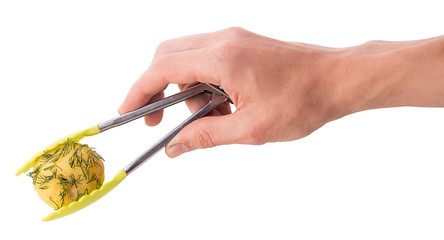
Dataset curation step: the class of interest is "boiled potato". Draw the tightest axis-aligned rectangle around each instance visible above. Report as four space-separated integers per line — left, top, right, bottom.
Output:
28 139 104 209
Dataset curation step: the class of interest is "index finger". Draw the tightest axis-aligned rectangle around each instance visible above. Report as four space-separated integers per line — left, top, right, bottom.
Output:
118 48 220 115
118 68 168 114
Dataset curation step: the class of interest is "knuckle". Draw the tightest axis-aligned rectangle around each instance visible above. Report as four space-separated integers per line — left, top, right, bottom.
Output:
211 40 245 69
222 27 248 38
152 40 175 66
362 40 385 47
213 41 238 60
155 40 173 55
212 28 248 59
193 126 217 149
152 53 172 67
212 27 248 66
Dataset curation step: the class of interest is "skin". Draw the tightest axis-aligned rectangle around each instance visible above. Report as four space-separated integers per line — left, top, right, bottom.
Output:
118 27 444 158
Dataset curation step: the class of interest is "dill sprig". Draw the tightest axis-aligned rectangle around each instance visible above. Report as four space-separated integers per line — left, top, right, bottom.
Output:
36 169 57 186
39 138 77 164
49 196 59 209
55 174 85 209
27 164 42 184
76 188 90 201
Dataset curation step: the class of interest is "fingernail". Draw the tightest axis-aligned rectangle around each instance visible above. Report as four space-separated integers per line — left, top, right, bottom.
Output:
166 143 189 158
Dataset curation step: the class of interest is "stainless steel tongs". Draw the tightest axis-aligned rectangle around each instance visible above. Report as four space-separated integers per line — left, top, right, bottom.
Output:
16 83 231 221
101 83 230 174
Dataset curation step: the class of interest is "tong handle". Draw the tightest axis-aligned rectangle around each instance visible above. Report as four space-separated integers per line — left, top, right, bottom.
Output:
123 93 228 174
99 83 207 132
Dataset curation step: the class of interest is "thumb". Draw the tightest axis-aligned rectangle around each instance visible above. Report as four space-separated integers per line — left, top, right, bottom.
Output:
165 112 247 158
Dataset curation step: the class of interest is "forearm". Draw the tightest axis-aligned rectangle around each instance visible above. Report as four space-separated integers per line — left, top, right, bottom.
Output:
331 36 444 117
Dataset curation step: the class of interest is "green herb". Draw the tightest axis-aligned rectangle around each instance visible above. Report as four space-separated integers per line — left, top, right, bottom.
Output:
76 188 90 201
27 138 104 209
36 170 56 185
49 196 59 209
27 164 41 184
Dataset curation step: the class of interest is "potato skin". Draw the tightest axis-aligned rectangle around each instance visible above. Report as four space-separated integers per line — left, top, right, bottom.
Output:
30 139 104 209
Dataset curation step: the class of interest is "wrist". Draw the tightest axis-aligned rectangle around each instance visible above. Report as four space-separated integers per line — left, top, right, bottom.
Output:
329 36 444 117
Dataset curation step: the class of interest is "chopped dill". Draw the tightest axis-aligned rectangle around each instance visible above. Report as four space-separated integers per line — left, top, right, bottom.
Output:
49 196 59 209
95 178 101 189
87 173 98 184
27 164 42 184
27 138 104 209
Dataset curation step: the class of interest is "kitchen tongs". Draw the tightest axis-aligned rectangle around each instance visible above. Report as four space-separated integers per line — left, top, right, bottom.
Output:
16 83 231 221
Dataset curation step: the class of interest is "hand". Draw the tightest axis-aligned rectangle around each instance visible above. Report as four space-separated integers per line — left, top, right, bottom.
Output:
118 27 339 157
118 27 444 157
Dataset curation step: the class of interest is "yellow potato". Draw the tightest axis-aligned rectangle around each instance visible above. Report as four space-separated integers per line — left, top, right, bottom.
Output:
28 139 105 209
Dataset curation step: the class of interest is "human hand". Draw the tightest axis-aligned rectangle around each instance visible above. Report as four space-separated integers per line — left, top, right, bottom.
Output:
118 27 444 157
118 27 343 157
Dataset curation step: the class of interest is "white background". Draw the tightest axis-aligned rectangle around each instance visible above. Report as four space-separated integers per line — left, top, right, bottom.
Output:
1 0 444 239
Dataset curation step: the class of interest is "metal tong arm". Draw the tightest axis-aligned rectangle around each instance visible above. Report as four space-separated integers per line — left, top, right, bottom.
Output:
98 83 228 132
123 93 228 174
